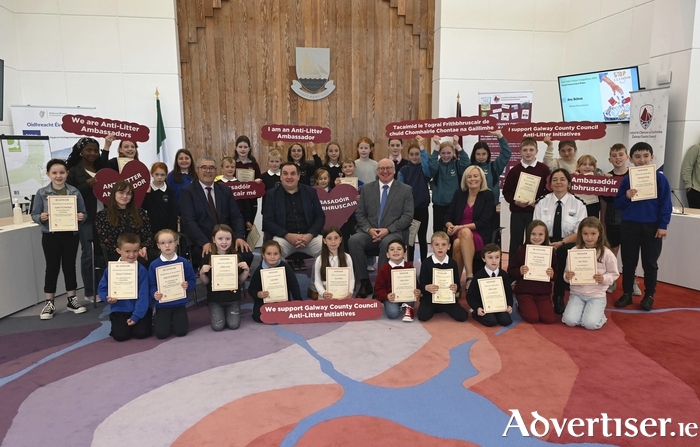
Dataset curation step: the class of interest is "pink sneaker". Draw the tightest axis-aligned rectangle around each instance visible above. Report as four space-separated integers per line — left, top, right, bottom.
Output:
402 303 414 322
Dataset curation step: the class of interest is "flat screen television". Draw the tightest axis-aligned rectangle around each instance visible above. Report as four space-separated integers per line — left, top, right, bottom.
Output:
558 66 640 123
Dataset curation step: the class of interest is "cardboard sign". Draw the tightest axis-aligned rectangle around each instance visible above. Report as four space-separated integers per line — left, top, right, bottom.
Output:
385 116 498 138
219 180 266 199
93 161 150 206
315 184 358 228
260 299 383 324
261 124 332 143
568 174 622 197
502 121 606 142
62 114 150 142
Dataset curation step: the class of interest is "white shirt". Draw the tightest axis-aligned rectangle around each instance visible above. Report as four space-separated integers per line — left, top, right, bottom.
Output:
521 159 539 169
199 181 216 202
267 170 280 176
431 254 449 265
379 179 394 194
533 193 587 239
388 260 405 268
484 267 500 277
328 163 340 168
313 254 355 295
151 183 167 192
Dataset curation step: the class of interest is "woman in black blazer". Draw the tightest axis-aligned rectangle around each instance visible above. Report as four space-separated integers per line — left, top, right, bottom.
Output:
444 166 494 287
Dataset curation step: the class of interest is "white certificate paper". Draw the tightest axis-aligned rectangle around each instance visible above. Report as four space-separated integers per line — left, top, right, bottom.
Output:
391 268 416 302
524 244 553 282
407 219 421 247
478 276 507 313
432 268 455 304
108 261 137 300
629 165 657 202
261 267 288 303
48 195 78 232
338 177 358 190
326 267 351 298
236 168 255 182
211 254 238 291
568 248 597 285
514 172 541 204
247 225 261 248
156 263 187 302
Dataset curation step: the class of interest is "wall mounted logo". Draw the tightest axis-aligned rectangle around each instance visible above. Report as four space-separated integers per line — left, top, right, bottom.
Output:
639 104 653 130
291 47 335 100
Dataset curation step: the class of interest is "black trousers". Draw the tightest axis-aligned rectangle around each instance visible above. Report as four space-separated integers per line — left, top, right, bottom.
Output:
417 300 468 322
110 311 152 342
620 221 662 296
42 232 80 294
508 211 533 255
154 305 189 339
340 215 358 250
472 311 512 327
408 207 429 262
688 188 700 209
432 204 448 234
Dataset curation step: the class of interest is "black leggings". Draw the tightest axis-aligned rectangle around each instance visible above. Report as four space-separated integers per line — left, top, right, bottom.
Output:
42 232 80 294
154 305 188 339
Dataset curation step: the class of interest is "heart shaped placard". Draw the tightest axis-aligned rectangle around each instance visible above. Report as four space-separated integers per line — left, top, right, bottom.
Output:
219 180 267 199
315 184 358 228
93 161 151 207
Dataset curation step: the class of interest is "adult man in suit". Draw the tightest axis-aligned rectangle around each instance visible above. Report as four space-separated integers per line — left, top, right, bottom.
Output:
349 158 414 297
263 162 325 260
180 156 252 266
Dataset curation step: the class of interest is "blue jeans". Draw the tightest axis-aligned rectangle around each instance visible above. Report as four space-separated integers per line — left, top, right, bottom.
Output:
562 294 607 330
384 301 413 319
78 222 94 296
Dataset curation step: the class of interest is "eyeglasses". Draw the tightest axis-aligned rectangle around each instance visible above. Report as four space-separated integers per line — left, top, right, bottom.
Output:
377 167 394 172
199 166 216 171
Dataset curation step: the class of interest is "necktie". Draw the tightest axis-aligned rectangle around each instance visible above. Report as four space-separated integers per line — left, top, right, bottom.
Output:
206 187 219 224
378 184 389 226
552 200 562 242
492 271 496 278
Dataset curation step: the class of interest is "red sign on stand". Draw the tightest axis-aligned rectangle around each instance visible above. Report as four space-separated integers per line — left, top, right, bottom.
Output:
315 184 358 228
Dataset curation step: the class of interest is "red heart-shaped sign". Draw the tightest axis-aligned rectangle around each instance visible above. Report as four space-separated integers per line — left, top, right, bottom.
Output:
219 180 267 199
315 184 358 228
93 161 151 207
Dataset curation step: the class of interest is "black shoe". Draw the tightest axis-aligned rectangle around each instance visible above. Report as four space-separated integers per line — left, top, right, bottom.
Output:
640 295 654 311
614 293 633 308
553 296 566 315
357 281 373 298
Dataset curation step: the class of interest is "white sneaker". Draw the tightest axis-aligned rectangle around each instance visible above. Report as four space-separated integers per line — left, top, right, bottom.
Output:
66 296 87 314
83 295 94 303
632 281 642 296
606 282 617 294
40 300 56 320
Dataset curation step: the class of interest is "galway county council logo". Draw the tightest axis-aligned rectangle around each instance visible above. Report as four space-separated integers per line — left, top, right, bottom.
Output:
639 104 653 130
291 47 335 100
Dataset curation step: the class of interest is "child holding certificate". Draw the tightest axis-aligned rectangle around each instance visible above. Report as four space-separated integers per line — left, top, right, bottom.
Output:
233 135 263 230
507 220 558 324
32 158 88 320
373 240 420 322
466 244 514 327
417 232 468 322
199 225 250 331
322 142 343 185
148 230 197 339
562 217 619 330
312 226 354 300
98 233 152 341
249 240 302 323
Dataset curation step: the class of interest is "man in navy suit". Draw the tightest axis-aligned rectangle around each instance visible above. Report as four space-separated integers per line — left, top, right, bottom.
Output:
180 156 252 266
263 162 325 260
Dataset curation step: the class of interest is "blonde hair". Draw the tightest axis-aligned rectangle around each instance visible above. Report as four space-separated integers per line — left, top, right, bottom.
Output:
431 231 450 244
460 165 489 192
268 149 282 160
576 154 597 171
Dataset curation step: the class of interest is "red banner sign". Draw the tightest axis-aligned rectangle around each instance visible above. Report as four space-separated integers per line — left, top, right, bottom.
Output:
568 174 622 197
93 161 151 206
219 180 266 199
260 299 383 324
502 121 607 142
62 114 150 142
385 116 498 138
261 124 332 143
315 184 358 228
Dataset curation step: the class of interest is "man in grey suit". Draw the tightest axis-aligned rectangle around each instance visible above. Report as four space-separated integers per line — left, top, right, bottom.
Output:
349 158 414 297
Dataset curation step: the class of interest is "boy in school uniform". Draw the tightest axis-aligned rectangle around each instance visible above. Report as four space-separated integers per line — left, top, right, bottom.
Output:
466 243 514 327
502 138 551 255
613 142 672 311
97 233 152 341
417 232 468 322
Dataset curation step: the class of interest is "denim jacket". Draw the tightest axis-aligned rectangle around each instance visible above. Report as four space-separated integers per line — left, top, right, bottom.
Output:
31 183 87 234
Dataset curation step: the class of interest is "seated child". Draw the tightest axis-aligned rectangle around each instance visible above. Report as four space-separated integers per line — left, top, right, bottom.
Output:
314 167 332 192
466 243 514 327
373 240 421 322
418 232 468 322
98 233 152 341
312 226 354 300
148 229 197 339
507 220 558 324
562 217 619 330
249 239 302 323
199 224 251 331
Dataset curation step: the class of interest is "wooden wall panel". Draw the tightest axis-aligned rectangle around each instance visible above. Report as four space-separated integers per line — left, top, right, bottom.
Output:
176 0 434 170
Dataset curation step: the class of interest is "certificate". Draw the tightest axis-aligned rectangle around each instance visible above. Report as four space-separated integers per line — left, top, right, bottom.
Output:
236 168 255 182
117 157 132 172
211 254 238 291
48 195 78 232
338 177 358 189
391 268 416 302
261 267 288 303
478 277 508 313
432 268 455 304
326 267 351 298
524 244 553 282
629 165 657 201
407 219 421 247
514 172 541 204
568 248 597 285
247 225 261 248
155 263 187 302
108 261 137 299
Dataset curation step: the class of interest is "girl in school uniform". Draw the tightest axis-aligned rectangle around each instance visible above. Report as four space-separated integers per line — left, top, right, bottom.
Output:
143 162 178 235
312 226 354 300
100 133 139 172
249 240 302 323
354 137 378 185
314 168 332 192
233 135 262 229
166 148 197 215
322 141 343 185
575 154 601 218
287 142 321 186
398 139 431 262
